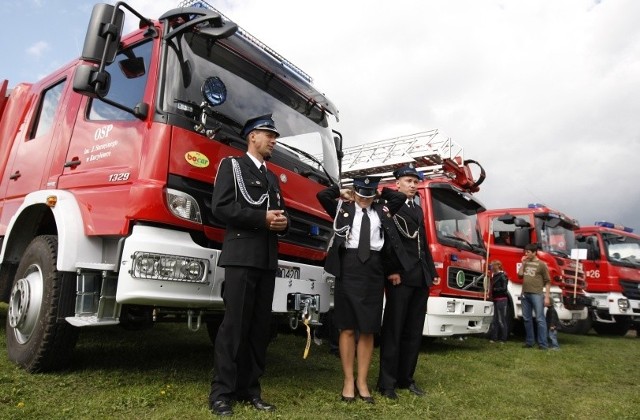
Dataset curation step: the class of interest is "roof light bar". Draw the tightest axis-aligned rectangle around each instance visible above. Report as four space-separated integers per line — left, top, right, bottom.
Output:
594 221 634 233
178 0 313 83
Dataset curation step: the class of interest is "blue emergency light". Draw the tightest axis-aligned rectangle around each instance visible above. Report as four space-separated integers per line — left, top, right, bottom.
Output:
527 203 546 209
594 221 634 233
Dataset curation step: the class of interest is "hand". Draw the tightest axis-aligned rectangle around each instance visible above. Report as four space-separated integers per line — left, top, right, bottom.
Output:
544 295 551 306
387 273 401 286
339 189 354 201
433 276 440 284
266 210 288 231
521 255 528 262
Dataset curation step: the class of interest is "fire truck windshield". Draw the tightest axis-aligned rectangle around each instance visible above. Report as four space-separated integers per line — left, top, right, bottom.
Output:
535 217 577 258
160 30 340 183
603 233 640 268
431 187 485 254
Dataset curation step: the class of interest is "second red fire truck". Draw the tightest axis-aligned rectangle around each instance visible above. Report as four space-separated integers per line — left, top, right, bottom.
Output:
340 131 493 337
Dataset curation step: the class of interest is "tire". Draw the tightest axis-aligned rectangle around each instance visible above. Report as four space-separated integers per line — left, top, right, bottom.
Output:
592 316 632 336
558 316 592 335
5 235 79 372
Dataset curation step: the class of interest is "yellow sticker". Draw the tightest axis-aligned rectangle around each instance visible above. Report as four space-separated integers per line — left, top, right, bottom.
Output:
185 151 210 168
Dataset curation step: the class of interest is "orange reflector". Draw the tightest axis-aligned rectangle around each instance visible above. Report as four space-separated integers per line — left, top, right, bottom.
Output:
46 196 57 207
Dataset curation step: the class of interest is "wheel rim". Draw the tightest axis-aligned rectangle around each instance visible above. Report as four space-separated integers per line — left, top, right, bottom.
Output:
8 264 44 344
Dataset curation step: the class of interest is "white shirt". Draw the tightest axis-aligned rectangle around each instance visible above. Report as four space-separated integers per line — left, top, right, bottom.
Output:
346 206 384 251
246 152 265 171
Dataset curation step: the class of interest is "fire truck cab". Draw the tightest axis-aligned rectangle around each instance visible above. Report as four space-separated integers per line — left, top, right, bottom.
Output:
572 221 640 335
479 204 590 333
340 131 493 337
0 1 339 372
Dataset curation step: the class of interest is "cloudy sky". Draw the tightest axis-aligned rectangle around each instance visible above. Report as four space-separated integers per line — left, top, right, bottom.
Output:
2 0 639 230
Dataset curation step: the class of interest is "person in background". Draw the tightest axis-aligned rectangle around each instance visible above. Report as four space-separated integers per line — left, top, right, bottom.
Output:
488 260 509 343
377 165 439 400
208 114 288 416
546 303 560 350
317 176 408 404
517 243 551 349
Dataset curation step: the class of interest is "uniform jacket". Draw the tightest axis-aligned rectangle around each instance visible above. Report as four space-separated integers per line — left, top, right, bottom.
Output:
211 154 288 270
392 202 438 287
316 185 410 277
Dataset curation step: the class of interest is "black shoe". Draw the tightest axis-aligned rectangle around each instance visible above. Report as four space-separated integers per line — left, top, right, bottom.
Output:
355 381 375 404
248 397 275 411
407 383 426 397
379 388 398 400
210 400 233 416
341 394 356 403
522 344 534 348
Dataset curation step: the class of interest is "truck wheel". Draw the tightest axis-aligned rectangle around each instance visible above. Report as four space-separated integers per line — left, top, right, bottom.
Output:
5 235 79 372
558 317 592 335
592 316 632 336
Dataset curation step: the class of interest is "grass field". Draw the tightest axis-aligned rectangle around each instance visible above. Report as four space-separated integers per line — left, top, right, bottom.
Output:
1 303 639 419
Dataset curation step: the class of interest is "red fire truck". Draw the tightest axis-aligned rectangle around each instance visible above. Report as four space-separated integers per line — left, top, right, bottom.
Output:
567 221 640 335
340 131 493 337
478 204 590 333
0 1 340 372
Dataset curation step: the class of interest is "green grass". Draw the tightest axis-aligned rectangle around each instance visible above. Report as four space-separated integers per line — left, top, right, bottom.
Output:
1 302 639 419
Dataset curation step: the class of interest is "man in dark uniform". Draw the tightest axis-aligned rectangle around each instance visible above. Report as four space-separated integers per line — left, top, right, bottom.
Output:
377 165 440 400
208 114 288 416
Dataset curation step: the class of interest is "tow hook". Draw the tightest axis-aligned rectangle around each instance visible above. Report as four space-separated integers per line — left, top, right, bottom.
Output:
187 309 202 332
287 293 322 329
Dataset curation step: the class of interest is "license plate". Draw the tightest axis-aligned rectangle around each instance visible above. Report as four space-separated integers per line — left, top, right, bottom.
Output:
277 265 300 279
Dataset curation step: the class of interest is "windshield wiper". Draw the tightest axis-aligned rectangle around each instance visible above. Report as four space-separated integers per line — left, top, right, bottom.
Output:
442 234 485 253
275 141 335 186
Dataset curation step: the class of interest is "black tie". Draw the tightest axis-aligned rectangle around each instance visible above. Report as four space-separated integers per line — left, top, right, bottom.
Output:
259 165 266 175
358 208 371 263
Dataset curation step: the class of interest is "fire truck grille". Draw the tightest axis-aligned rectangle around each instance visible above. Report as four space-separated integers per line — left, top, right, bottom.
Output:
447 267 485 293
620 279 640 300
168 174 332 253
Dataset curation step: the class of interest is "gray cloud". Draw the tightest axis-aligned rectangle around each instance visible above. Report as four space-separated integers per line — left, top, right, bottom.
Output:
128 0 640 230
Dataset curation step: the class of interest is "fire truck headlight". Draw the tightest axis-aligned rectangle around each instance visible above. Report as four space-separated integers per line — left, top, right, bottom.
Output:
166 189 202 223
132 252 209 283
618 298 629 311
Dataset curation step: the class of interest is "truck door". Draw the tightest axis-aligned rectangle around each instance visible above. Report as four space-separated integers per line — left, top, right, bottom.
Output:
56 40 153 235
2 78 71 212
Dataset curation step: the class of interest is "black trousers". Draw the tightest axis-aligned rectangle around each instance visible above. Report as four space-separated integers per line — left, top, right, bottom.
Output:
209 266 276 402
378 282 428 391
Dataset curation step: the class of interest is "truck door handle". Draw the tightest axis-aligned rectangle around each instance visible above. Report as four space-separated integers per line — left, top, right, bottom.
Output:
64 159 81 168
9 171 21 180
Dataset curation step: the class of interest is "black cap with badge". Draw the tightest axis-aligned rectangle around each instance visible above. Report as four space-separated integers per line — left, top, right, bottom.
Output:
393 164 424 180
240 114 280 138
352 176 381 198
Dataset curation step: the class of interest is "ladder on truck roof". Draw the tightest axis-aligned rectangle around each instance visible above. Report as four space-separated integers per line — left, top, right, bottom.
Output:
340 130 485 192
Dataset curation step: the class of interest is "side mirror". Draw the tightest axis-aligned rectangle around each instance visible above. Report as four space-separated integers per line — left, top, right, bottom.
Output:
73 64 111 98
119 57 146 79
514 217 531 228
81 3 125 64
498 214 516 224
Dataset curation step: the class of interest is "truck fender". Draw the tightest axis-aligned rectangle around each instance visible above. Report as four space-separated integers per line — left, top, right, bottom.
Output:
1 190 102 272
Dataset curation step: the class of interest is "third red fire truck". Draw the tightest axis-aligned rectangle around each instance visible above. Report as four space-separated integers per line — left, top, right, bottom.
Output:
340 131 493 337
478 204 590 333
